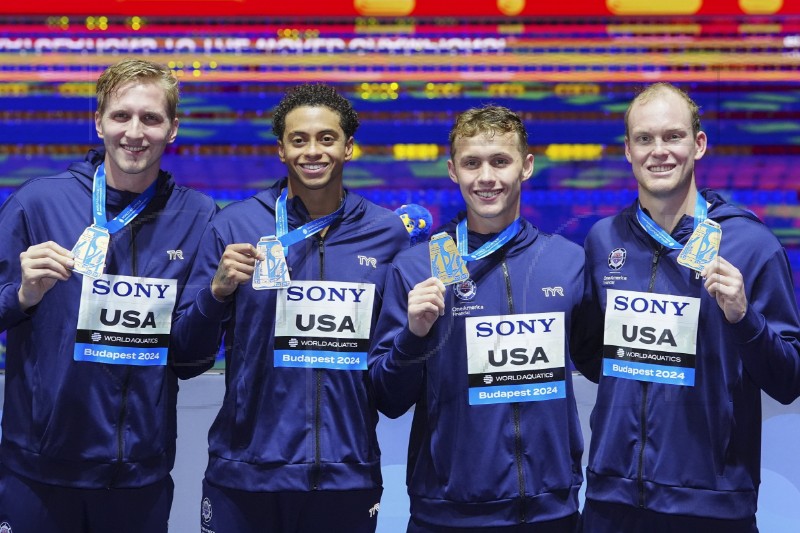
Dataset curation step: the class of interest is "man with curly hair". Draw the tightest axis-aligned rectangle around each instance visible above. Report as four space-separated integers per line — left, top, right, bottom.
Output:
170 83 409 532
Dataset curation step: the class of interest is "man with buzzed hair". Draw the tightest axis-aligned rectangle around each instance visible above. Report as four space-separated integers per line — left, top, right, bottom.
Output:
579 82 800 532
0 58 217 531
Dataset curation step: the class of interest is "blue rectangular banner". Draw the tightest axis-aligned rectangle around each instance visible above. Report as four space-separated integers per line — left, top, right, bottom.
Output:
603 359 695 386
469 381 566 405
74 343 167 366
275 350 367 370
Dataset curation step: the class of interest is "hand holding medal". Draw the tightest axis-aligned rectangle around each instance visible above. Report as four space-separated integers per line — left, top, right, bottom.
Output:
701 255 748 324
17 241 74 311
408 277 446 338
212 242 262 301
684 220 747 324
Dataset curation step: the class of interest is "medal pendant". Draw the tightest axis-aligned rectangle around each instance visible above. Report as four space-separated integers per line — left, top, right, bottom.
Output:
429 232 469 285
71 225 110 278
253 236 291 290
677 219 722 272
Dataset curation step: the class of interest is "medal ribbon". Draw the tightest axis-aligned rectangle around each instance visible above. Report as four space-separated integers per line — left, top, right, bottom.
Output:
456 217 521 262
275 188 345 256
635 193 707 250
92 163 158 234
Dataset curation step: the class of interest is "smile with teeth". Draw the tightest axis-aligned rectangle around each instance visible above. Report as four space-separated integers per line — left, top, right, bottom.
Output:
648 164 675 172
123 145 147 153
476 190 501 199
301 163 327 171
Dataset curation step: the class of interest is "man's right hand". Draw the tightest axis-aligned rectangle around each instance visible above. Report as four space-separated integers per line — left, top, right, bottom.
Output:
408 277 446 338
211 243 263 301
18 241 74 312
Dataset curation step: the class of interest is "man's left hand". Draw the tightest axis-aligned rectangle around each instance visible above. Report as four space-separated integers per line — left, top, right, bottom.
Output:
702 256 747 324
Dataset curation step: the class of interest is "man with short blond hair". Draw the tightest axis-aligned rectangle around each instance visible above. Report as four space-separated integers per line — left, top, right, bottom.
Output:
0 57 217 532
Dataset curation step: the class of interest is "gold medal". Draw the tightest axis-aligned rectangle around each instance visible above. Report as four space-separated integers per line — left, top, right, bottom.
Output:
677 219 722 272
429 232 469 285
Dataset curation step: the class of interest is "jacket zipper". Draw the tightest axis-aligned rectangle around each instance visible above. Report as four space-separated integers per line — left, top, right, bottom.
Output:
110 223 139 488
637 248 661 506
502 258 527 523
312 236 325 490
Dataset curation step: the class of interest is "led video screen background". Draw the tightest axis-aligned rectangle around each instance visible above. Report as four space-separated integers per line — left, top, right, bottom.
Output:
1 1 800 368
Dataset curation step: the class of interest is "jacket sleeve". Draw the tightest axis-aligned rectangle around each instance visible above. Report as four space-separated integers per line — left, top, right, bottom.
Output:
730 248 800 404
169 221 232 380
368 263 434 419
0 195 33 332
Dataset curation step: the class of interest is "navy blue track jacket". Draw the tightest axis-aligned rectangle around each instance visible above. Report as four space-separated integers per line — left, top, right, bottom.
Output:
0 149 217 488
170 178 409 492
582 189 800 519
369 216 595 528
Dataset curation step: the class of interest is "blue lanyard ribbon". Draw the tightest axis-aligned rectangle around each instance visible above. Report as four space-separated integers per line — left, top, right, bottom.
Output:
456 217 521 262
636 193 707 250
275 188 345 254
92 163 158 234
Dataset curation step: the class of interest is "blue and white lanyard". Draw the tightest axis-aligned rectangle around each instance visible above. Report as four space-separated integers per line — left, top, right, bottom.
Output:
456 217 521 262
635 193 707 250
92 163 157 234
275 188 345 256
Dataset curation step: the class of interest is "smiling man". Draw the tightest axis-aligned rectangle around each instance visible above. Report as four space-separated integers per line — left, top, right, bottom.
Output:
169 83 408 533
579 83 800 532
0 58 217 532
369 105 596 532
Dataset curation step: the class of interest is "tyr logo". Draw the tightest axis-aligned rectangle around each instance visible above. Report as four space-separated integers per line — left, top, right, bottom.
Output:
542 287 564 297
368 503 380 518
167 250 184 260
358 255 377 268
